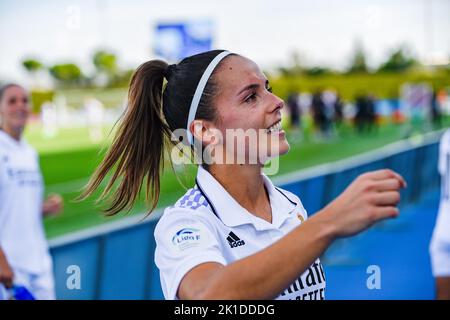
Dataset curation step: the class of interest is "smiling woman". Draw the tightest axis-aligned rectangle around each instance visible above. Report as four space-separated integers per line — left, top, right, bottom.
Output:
80 50 407 300
0 84 63 300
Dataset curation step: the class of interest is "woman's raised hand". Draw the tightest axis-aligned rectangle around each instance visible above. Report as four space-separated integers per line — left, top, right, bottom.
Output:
319 169 407 238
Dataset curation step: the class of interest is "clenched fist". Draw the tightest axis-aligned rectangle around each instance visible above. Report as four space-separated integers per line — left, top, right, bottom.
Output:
43 194 63 217
319 169 407 238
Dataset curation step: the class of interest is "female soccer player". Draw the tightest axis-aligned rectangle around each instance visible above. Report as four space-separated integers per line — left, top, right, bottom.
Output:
0 84 63 300
82 50 406 300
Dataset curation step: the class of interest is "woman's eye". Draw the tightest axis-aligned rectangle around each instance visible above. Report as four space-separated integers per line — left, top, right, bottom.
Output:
244 93 257 103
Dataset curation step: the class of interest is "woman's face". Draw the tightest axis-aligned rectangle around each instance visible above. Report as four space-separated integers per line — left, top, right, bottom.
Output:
201 55 289 165
0 85 30 134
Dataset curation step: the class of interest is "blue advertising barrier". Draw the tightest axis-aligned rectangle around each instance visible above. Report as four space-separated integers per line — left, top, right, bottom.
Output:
48 130 445 299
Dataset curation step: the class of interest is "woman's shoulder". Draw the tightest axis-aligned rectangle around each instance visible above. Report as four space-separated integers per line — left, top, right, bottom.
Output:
155 186 215 233
441 129 450 149
171 185 212 212
0 133 37 158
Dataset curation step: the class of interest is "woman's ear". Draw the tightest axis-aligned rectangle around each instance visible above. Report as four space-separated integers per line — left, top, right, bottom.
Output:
190 119 205 144
190 120 222 146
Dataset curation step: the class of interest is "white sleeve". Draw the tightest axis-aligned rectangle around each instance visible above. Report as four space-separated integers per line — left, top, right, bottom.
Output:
0 151 5 187
154 208 227 300
0 152 6 245
438 130 450 176
430 212 450 277
429 130 450 277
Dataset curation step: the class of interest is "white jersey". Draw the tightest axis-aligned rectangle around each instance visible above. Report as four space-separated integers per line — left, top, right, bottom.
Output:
430 129 450 277
154 165 326 300
0 130 52 274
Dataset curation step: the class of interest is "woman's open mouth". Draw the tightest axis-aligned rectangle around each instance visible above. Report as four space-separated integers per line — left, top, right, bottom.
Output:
266 120 284 134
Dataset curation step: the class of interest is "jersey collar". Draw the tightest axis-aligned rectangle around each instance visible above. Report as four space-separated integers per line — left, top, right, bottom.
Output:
196 165 298 231
0 129 26 149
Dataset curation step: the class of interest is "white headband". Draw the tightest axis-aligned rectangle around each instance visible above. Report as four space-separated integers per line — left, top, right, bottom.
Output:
186 51 231 145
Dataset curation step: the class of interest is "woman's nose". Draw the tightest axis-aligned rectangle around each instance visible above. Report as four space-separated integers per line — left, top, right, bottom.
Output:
270 94 284 112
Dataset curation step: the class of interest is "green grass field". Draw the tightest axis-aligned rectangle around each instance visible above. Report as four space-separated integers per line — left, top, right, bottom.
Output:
27 118 450 239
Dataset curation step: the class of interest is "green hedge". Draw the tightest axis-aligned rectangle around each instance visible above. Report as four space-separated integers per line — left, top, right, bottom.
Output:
29 71 449 113
30 90 55 113
270 70 450 101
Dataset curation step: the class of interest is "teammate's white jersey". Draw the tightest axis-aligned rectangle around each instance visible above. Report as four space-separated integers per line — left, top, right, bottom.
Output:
430 129 450 277
154 165 326 300
0 130 52 274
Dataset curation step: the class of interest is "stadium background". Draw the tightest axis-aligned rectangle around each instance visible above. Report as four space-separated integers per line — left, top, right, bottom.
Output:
1 0 450 299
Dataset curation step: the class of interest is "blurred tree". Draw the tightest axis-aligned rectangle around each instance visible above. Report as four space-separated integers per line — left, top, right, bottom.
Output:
377 47 418 73
347 41 369 73
30 90 55 114
48 63 83 87
304 67 333 76
93 50 117 73
92 50 118 86
22 58 45 88
278 50 306 77
22 59 44 73
112 69 134 88
289 51 304 76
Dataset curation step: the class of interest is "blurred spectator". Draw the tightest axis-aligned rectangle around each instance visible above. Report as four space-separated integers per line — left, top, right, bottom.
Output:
367 94 378 131
322 90 336 138
355 94 377 134
311 91 332 139
298 92 312 116
400 83 432 137
430 89 442 129
0 84 63 300
287 92 301 130
334 94 344 129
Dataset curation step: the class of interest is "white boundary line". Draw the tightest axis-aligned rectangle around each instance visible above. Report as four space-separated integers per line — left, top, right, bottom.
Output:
48 128 447 248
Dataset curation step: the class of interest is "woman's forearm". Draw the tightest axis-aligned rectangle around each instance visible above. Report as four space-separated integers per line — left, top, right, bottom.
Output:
197 211 336 299
0 246 14 288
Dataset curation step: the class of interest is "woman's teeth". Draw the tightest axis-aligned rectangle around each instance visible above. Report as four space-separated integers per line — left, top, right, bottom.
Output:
266 121 282 134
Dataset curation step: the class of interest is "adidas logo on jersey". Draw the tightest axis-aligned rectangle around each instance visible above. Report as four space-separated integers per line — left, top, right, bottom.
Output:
226 231 245 248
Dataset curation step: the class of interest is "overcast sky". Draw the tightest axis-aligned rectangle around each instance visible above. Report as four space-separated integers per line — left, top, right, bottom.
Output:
1 0 449 84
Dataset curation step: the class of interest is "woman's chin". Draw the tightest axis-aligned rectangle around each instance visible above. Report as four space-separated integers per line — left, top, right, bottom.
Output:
277 140 290 156
261 140 290 162
279 141 290 155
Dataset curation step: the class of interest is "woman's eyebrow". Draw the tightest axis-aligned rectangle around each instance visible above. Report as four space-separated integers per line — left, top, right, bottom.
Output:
237 79 269 96
237 83 259 96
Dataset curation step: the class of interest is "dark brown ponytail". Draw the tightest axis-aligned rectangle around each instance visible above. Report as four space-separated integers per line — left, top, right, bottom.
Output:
79 60 170 216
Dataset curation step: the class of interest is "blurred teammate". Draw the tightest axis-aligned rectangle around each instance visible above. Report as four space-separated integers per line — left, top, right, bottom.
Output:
430 129 450 300
81 50 406 300
0 84 63 300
